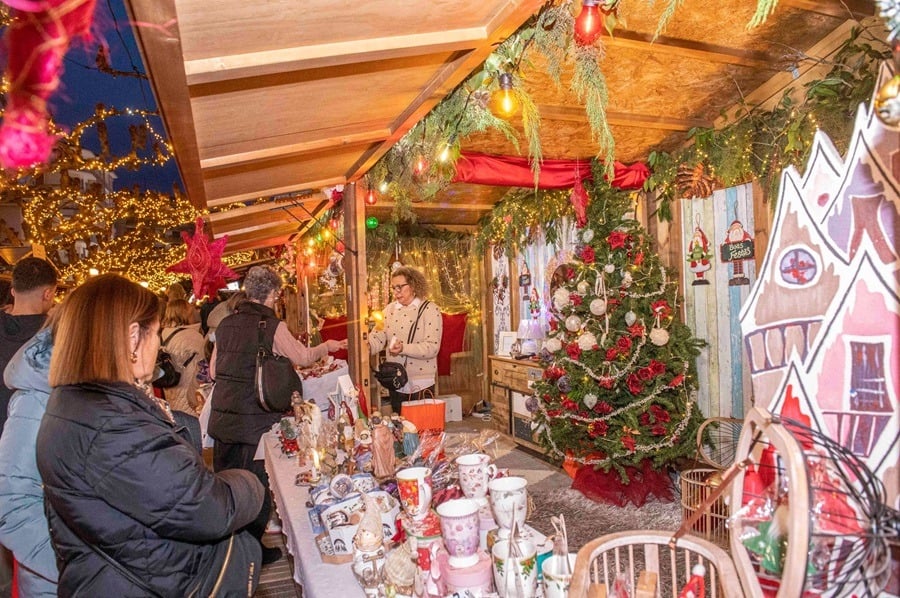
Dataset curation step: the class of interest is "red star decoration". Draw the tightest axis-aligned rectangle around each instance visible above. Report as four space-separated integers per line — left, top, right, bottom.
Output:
166 218 238 299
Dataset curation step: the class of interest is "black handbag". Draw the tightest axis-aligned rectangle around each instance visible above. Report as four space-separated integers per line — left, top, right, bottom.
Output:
373 301 429 391
152 328 186 389
255 318 303 413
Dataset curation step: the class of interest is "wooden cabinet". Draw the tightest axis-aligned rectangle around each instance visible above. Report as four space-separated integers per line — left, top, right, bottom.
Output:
488 356 545 453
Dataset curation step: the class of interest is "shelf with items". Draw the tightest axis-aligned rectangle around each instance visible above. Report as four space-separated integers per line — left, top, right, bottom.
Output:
488 355 545 454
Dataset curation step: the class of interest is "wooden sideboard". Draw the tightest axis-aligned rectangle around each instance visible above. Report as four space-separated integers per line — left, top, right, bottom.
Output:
488 355 545 453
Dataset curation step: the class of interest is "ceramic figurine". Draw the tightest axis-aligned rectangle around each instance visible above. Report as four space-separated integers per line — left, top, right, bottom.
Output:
371 414 397 479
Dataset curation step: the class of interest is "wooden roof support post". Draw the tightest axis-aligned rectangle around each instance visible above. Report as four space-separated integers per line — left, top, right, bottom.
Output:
344 181 372 413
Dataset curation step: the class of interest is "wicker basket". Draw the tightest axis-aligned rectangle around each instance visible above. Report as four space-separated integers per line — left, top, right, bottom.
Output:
679 468 729 546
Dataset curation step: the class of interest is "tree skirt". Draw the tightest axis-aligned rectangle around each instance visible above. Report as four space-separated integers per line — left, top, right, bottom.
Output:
526 488 681 550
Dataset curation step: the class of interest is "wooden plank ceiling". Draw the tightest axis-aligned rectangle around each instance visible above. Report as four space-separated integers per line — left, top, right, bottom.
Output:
126 0 876 251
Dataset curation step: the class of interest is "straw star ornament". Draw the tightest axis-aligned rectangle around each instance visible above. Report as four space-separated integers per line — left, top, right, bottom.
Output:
167 217 238 299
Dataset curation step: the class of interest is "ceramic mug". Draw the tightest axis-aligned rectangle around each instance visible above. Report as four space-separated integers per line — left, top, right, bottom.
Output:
396 467 433 521
541 553 576 598
488 476 528 539
436 498 480 568
491 539 538 598
455 453 498 500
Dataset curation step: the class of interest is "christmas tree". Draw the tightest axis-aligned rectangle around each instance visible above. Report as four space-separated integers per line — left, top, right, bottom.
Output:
532 162 704 493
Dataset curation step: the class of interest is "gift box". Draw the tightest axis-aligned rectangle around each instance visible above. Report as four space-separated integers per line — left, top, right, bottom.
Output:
437 394 463 422
320 490 401 555
402 398 445 431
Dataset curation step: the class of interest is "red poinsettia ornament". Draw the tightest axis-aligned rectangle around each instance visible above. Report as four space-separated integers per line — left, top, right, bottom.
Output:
166 217 238 300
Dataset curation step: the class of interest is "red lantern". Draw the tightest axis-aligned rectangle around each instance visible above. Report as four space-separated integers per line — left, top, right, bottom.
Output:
574 0 603 46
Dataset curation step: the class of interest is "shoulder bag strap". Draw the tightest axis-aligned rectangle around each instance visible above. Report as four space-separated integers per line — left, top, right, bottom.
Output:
407 300 430 344
68 528 164 598
162 327 185 347
257 317 277 354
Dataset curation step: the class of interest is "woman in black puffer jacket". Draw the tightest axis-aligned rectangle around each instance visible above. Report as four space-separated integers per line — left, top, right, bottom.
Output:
36 275 264 597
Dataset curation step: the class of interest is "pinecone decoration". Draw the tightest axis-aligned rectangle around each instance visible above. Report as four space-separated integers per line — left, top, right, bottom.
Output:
676 162 716 199
471 89 491 110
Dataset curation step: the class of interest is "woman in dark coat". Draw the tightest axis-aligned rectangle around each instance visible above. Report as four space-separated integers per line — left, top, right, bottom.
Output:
36 274 264 597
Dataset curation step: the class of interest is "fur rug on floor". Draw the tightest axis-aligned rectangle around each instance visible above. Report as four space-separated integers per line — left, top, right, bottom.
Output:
526 488 682 550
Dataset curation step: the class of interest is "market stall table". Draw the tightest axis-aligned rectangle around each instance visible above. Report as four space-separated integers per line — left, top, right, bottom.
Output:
260 430 365 597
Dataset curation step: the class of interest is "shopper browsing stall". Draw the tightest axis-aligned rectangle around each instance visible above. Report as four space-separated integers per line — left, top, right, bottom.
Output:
369 266 443 413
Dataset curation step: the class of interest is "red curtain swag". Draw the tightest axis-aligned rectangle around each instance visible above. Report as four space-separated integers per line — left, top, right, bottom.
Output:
452 151 650 190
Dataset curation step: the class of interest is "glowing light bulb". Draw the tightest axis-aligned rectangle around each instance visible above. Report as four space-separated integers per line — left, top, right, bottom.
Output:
574 0 603 46
490 73 519 118
365 188 377 205
414 155 428 176
88 268 100 276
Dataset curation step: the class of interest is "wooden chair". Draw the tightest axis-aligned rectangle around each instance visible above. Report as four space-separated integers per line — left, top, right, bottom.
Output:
568 530 745 598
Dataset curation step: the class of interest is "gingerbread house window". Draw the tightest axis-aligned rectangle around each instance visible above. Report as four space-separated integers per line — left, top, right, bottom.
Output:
778 246 818 286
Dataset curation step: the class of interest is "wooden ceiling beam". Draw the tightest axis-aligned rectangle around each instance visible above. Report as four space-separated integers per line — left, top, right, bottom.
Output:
205 177 345 208
123 0 206 209
344 0 546 181
184 28 487 86
374 201 493 212
206 194 327 222
200 127 390 170
605 31 774 69
225 235 294 253
780 0 876 20
540 104 713 131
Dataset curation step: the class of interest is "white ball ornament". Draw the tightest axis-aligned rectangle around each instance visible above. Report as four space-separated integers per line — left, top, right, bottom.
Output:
577 332 597 350
565 315 582 332
576 281 590 295
624 311 637 326
589 298 607 316
543 337 562 353
604 263 615 274
581 229 595 243
650 327 670 346
583 393 598 409
553 287 571 310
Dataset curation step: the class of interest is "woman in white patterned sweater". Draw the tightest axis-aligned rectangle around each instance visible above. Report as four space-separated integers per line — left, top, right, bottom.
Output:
369 266 443 413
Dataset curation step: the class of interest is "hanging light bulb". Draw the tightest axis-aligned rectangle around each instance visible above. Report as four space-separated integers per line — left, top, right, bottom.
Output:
378 179 390 193
490 73 519 118
365 187 378 205
574 0 603 46
414 154 428 176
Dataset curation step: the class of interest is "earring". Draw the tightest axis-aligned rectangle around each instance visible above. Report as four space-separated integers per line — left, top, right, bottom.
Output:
131 351 138 364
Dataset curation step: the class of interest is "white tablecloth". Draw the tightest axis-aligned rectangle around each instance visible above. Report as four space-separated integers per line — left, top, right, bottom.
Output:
300 361 349 410
261 431 364 597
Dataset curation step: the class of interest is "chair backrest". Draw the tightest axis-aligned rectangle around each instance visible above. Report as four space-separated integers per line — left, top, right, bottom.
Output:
569 530 745 598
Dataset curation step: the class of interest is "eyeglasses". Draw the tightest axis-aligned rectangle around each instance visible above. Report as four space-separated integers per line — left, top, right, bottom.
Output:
391 283 409 292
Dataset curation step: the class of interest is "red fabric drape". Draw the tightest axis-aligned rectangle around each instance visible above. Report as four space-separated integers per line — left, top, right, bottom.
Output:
320 316 349 360
438 313 467 376
452 152 650 190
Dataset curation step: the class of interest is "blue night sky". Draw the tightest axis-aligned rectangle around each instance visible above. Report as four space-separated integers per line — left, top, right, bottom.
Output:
46 0 182 193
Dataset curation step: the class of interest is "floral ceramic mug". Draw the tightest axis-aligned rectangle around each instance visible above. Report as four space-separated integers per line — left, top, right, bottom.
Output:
396 466 433 521
455 453 498 500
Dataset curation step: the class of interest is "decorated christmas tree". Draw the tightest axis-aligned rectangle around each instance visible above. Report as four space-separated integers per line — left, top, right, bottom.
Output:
532 162 704 500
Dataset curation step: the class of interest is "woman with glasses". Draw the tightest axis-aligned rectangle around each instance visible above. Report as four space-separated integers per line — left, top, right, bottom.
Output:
369 266 443 413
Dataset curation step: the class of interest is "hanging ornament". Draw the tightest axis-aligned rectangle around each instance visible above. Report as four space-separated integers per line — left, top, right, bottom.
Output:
604 263 615 273
365 216 379 229
649 312 669 346
525 395 539 413
570 163 589 228
621 271 633 288
686 216 713 286
166 217 238 300
543 337 562 353
581 228 595 243
557 376 571 393
576 280 590 295
875 74 900 127
365 187 378 206
624 311 637 326
577 332 597 350
565 315 582 332
676 163 716 198
583 393 598 409
589 297 607 315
